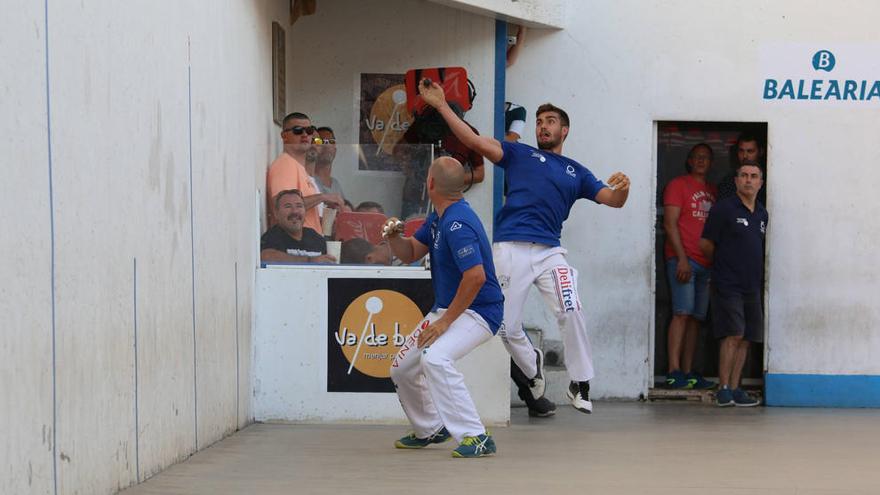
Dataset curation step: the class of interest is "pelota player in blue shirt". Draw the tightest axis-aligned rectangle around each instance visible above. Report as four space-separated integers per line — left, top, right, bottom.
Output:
419 80 630 416
385 156 504 458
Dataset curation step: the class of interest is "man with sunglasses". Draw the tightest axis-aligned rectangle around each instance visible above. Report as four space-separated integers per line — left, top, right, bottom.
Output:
267 112 343 234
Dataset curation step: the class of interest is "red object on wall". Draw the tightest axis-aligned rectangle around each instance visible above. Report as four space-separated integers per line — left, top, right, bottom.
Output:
405 67 472 115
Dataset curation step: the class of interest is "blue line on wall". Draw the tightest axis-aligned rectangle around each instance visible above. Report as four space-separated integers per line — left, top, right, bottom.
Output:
43 1 58 493
493 19 507 227
187 63 199 450
766 373 880 408
234 262 240 428
133 258 140 481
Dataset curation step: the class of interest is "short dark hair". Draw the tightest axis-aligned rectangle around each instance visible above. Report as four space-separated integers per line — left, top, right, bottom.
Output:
684 143 714 173
274 189 303 210
736 159 764 178
536 103 570 127
341 238 374 264
282 112 310 128
355 201 385 214
317 126 334 135
736 132 764 150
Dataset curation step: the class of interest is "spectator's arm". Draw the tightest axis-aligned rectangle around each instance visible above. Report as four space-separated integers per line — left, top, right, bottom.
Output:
664 205 693 282
304 193 343 211
260 249 336 264
699 239 715 262
506 25 527 68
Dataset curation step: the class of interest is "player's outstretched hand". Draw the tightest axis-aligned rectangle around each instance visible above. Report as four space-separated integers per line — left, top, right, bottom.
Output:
418 79 447 110
418 318 450 349
382 217 405 239
607 172 631 192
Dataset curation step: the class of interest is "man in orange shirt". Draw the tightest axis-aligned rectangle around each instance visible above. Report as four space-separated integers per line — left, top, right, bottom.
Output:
267 112 343 234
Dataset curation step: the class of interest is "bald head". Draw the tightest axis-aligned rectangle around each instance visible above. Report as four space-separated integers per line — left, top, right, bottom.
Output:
428 156 465 198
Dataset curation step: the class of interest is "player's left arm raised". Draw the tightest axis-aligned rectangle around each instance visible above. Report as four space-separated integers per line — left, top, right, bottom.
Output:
595 172 630 208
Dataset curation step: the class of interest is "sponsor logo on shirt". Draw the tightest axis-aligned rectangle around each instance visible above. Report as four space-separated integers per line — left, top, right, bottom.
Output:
531 151 547 163
736 218 749 227
450 221 462 231
565 164 577 178
287 248 323 257
760 221 766 234
456 245 475 259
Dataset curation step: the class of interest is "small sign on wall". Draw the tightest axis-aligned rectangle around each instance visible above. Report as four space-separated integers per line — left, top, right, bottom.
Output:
327 278 434 393
272 22 286 126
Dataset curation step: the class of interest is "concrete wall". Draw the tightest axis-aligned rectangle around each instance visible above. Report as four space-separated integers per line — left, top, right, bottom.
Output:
0 1 286 493
283 0 497 224
506 0 880 400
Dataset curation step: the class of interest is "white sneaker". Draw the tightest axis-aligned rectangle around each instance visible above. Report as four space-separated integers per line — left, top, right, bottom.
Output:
527 348 546 400
567 380 593 414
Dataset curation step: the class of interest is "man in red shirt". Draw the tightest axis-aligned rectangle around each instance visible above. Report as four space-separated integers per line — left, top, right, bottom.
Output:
663 143 718 389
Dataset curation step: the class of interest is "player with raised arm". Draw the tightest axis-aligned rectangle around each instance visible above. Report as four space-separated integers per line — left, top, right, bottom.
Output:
418 80 630 415
385 156 504 458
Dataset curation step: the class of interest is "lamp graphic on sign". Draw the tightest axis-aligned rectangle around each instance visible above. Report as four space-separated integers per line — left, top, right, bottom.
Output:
335 290 424 378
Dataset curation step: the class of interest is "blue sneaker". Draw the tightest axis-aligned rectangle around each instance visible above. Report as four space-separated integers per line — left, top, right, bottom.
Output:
716 387 734 407
666 370 690 389
732 388 761 407
452 433 496 458
686 371 716 390
394 427 451 449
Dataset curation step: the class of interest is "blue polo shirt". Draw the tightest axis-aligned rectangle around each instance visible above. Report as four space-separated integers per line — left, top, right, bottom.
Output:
493 141 607 247
701 195 768 294
414 200 504 333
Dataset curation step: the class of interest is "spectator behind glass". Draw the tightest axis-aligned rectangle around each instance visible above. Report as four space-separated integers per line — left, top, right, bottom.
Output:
261 189 336 264
340 237 395 265
355 201 385 214
266 112 344 234
315 127 348 207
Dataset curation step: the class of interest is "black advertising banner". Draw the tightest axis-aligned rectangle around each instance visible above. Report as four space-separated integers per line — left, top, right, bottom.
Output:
327 278 434 393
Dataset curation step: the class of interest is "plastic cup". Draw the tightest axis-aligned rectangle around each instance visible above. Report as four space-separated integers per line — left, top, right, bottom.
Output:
325 241 341 264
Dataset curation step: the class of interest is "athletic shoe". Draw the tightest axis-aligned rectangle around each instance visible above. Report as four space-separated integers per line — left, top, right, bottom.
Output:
732 388 761 407
716 387 734 407
566 381 593 414
394 427 451 449
666 369 690 389
528 349 546 400
686 371 716 390
511 359 556 417
452 433 496 458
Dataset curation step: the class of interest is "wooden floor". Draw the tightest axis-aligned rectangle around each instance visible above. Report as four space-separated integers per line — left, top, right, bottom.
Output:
121 402 880 495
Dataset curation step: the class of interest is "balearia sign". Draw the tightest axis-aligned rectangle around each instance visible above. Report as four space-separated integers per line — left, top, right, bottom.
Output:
763 49 880 101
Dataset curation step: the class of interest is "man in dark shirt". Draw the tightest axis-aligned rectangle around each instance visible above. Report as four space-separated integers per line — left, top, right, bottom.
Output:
261 189 336 264
700 160 768 407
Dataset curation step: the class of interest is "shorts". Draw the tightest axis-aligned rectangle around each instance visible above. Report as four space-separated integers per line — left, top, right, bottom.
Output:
711 289 763 342
666 257 710 320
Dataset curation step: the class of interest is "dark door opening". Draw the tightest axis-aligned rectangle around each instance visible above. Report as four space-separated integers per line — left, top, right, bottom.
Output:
652 121 768 400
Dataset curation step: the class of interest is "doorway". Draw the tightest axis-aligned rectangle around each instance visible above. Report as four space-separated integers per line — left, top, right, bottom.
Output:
652 121 768 400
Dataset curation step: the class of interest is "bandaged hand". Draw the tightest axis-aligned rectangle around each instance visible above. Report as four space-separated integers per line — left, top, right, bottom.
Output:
382 217 405 239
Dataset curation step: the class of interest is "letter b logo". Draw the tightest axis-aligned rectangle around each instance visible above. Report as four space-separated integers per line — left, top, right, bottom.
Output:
812 50 836 72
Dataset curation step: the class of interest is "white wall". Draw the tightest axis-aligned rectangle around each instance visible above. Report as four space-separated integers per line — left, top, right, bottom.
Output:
282 0 497 223
508 0 880 397
0 1 286 493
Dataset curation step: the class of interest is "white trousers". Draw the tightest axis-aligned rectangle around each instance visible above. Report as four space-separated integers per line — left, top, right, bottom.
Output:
493 241 595 382
390 309 492 443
